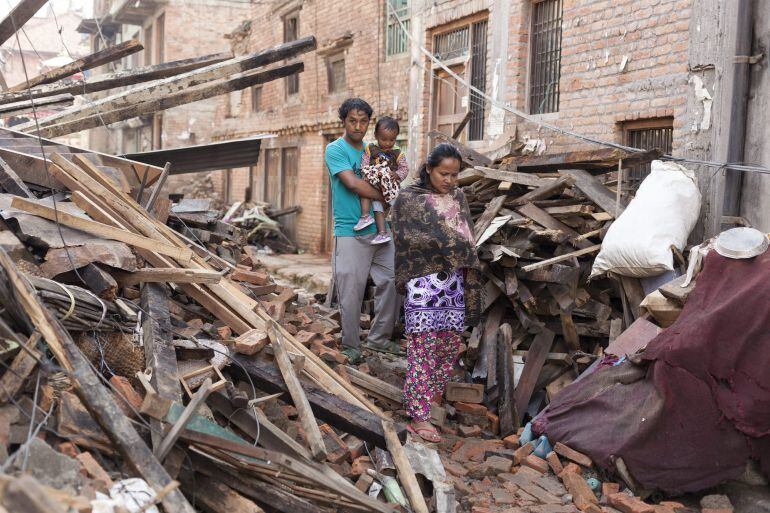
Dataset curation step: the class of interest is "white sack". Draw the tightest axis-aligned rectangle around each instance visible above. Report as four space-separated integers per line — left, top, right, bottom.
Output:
590 160 701 278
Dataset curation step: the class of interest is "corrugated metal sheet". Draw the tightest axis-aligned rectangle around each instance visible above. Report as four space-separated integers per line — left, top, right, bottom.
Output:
121 134 274 175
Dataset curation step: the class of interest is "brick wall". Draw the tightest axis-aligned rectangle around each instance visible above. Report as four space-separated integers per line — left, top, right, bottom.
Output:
212 0 412 253
504 0 692 154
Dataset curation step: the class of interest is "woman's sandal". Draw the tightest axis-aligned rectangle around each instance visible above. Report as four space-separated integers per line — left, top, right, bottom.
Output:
407 423 442 443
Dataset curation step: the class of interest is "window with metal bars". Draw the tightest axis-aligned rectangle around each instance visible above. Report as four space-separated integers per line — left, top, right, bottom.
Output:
386 0 409 57
284 12 300 96
469 20 487 141
529 0 563 114
434 26 470 61
622 118 674 190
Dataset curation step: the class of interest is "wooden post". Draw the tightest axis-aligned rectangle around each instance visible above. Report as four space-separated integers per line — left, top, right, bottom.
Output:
0 0 49 46
268 321 328 461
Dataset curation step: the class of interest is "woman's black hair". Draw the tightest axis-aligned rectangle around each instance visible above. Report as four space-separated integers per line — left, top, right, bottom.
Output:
374 116 400 135
418 143 463 187
338 98 373 121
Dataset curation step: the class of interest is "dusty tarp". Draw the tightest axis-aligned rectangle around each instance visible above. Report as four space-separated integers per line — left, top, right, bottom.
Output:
534 250 770 494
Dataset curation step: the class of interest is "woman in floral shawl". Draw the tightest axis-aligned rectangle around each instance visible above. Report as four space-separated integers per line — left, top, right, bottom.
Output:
391 143 482 443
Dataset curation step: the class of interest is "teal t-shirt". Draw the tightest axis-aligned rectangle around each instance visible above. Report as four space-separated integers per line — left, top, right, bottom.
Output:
325 137 376 237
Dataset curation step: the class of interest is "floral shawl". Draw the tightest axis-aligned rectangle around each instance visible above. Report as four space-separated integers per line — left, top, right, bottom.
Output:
391 185 482 327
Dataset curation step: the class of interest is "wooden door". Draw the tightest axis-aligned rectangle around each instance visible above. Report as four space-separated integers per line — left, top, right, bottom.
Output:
433 65 468 141
264 148 281 207
280 147 299 241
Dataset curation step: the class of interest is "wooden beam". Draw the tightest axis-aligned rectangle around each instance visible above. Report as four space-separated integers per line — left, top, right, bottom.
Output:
18 36 316 132
179 471 265 513
0 248 196 513
7 40 144 92
513 328 554 426
35 62 304 138
516 202 595 250
344 366 403 404
268 322 327 461
141 282 182 450
229 354 403 449
0 333 40 403
0 156 32 197
10 196 194 263
382 419 429 513
560 169 626 218
520 245 602 272
505 148 661 173
114 268 221 287
471 166 554 187
496 324 516 437
0 0 48 46
0 53 232 106
509 175 576 207
0 93 73 115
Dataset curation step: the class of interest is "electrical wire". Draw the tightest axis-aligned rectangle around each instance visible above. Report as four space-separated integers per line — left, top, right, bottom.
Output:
385 2 770 176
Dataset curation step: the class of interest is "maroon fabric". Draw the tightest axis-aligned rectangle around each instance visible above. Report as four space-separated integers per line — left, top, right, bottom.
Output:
535 250 770 493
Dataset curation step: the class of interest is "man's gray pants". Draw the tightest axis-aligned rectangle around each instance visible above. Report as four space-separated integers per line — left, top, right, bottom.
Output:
333 234 397 349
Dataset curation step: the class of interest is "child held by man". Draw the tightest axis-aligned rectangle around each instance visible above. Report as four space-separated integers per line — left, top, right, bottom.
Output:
353 117 409 244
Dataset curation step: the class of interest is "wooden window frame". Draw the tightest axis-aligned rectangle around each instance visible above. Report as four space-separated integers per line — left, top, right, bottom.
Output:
326 52 346 94
155 13 165 64
283 11 300 97
251 85 262 113
385 0 410 57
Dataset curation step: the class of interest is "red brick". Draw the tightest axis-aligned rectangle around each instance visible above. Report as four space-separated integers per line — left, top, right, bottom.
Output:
546 451 564 475
601 482 621 503
608 493 654 513
233 329 269 355
503 434 520 449
522 454 549 474
217 325 232 340
554 442 593 467
560 462 582 477
350 455 374 477
561 469 599 511
109 375 142 419
513 441 535 465
453 402 488 415
458 424 482 437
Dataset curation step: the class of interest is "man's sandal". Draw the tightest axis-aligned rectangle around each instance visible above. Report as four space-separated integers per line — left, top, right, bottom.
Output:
407 423 441 443
361 340 405 356
341 347 364 365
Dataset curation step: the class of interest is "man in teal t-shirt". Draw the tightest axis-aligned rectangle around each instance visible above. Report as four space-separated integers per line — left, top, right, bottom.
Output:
325 98 401 363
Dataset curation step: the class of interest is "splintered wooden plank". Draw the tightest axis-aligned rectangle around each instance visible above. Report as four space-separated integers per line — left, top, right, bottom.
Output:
520 245 602 272
7 40 144 92
179 471 265 513
114 268 222 287
471 167 554 187
382 419 430 513
516 203 594 250
474 195 506 243
0 249 196 513
504 148 662 173
0 0 49 46
513 328 554 426
10 196 193 263
268 322 327 462
509 175 576 207
560 169 626 218
0 53 232 106
36 62 305 138
0 156 32 197
0 333 40 403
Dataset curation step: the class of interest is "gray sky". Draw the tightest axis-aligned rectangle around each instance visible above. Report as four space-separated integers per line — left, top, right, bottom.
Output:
0 0 89 18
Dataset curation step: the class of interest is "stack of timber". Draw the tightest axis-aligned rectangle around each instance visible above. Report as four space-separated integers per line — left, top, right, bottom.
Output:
438 133 663 438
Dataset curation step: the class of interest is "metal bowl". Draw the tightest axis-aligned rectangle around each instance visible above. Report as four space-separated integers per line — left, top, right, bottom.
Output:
715 227 769 259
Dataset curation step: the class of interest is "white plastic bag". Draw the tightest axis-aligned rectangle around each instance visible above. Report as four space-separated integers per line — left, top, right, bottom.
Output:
590 160 701 278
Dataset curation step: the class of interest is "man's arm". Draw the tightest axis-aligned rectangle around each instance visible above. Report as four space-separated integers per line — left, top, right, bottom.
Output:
337 170 386 202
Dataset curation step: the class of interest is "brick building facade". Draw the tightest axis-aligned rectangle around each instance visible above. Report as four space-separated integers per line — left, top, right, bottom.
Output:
212 0 412 253
81 0 249 195
216 0 710 252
